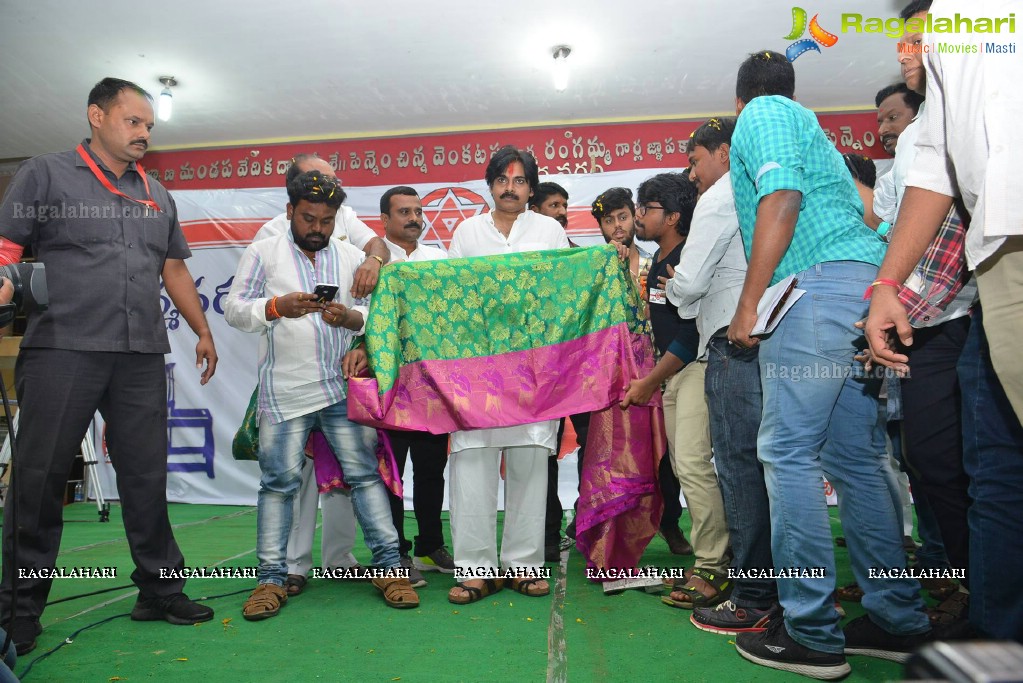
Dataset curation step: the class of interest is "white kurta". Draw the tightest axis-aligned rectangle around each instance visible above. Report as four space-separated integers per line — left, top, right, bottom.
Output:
445 210 569 455
382 236 447 263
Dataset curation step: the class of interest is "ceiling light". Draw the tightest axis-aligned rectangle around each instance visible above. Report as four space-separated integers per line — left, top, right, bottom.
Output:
552 46 571 92
158 76 177 122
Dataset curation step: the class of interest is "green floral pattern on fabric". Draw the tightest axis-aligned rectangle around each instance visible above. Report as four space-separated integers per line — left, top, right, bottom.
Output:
366 245 648 395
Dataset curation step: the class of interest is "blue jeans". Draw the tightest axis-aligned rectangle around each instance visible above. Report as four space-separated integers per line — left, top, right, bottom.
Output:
257 400 400 585
758 261 929 653
0 626 16 683
705 337 776 609
959 306 1023 641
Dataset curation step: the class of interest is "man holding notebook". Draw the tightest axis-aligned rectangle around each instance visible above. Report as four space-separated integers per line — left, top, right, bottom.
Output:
726 51 931 679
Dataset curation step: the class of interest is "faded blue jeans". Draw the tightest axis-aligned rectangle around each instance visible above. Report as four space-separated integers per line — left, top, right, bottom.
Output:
0 625 16 683
705 337 776 609
256 400 400 585
757 261 929 653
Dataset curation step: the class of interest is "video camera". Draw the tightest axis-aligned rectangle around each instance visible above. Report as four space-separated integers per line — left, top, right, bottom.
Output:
0 262 48 327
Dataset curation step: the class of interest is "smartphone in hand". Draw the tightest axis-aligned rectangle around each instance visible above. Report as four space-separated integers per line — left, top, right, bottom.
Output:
312 283 339 303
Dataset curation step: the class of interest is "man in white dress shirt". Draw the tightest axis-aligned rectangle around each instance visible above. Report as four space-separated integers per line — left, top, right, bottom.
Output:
666 117 778 634
253 154 390 298
445 147 570 604
865 0 1023 643
226 171 419 618
866 0 1022 418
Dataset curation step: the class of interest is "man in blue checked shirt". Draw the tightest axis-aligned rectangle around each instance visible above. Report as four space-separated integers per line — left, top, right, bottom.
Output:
725 51 932 680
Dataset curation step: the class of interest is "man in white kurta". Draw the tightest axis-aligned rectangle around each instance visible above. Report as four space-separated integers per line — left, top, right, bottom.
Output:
444 147 569 603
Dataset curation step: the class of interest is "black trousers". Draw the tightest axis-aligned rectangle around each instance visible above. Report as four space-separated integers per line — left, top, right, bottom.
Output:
546 413 590 544
1 350 185 623
900 315 972 584
384 429 449 557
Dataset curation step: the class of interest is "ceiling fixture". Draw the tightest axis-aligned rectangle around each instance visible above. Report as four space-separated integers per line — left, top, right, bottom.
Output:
158 76 177 122
552 46 571 92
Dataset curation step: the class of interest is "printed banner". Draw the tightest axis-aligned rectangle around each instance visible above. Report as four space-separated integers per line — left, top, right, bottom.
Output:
142 114 885 191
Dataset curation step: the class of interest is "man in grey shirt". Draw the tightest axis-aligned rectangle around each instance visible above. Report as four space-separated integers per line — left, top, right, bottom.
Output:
0 77 218 654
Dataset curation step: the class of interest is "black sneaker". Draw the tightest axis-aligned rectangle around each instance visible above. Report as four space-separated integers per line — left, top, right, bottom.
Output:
691 600 775 636
736 617 851 680
413 547 456 574
131 593 214 625
399 555 427 588
843 614 932 663
5 617 41 655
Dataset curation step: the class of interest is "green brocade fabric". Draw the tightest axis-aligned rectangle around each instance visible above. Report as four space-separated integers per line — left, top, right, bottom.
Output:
364 245 647 396
231 388 259 461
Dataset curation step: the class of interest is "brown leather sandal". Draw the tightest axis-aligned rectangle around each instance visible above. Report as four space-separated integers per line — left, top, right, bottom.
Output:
448 578 505 605
242 584 288 621
372 576 420 609
510 577 550 597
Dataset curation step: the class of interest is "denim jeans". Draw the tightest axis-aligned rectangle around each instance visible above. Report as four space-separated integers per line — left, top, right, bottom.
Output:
257 400 400 585
758 261 929 653
959 306 1023 641
0 625 15 683
705 337 776 609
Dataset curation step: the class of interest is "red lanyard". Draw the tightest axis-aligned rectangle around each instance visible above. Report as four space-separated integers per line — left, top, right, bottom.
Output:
76 143 162 214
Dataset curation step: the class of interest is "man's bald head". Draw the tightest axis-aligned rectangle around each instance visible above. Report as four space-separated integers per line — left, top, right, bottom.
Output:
296 156 335 178
285 154 344 202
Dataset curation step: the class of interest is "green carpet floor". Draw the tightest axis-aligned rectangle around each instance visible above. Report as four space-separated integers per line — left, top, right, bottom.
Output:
1 503 916 682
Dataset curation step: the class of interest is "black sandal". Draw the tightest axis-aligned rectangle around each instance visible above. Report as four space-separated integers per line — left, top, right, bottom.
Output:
661 568 731 610
285 574 307 596
510 577 550 597
448 578 504 605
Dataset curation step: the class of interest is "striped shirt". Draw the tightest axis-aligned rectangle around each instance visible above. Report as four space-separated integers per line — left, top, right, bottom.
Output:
730 96 886 285
224 230 369 424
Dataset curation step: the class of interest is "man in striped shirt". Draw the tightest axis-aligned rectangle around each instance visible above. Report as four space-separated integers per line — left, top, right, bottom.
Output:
225 171 418 618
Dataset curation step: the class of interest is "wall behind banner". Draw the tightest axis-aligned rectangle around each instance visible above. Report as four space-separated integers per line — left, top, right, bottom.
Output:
93 116 880 506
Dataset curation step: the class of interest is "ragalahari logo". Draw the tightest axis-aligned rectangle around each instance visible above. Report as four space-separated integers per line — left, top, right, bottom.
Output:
784 7 839 61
